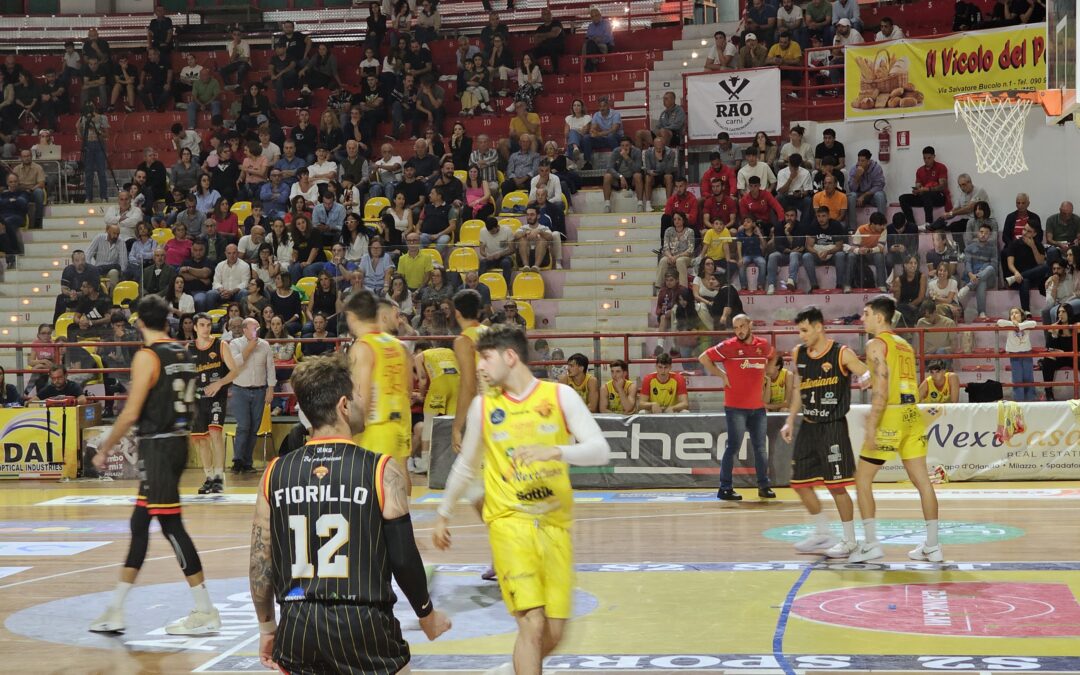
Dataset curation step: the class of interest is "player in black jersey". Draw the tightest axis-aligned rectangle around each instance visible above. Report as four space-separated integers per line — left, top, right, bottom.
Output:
89 295 222 636
780 306 869 559
190 312 240 494
249 353 451 674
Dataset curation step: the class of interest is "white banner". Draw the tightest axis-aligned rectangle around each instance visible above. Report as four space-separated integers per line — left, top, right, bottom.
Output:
847 402 1080 482
685 68 782 141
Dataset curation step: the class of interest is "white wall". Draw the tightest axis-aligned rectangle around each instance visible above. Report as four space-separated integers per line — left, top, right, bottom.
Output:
796 109 1080 223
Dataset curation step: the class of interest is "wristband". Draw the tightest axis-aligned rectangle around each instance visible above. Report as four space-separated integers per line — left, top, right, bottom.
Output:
259 620 277 635
859 371 871 385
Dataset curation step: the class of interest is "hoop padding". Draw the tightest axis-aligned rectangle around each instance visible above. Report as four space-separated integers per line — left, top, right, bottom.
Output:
954 94 1033 178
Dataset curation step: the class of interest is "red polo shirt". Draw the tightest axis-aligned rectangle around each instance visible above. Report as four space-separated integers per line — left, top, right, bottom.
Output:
701 164 737 197
664 191 701 230
703 335 774 409
738 189 784 223
915 161 952 210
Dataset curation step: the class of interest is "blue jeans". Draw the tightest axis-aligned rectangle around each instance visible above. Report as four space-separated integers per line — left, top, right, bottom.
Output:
566 129 593 162
720 407 769 490
231 385 267 467
288 261 326 280
83 141 108 202
420 232 451 259
590 133 621 159
964 264 997 315
740 255 765 290
188 99 221 130
1010 356 1036 402
219 60 250 87
846 190 888 230
766 250 801 288
369 180 397 198
205 288 247 309
801 250 850 289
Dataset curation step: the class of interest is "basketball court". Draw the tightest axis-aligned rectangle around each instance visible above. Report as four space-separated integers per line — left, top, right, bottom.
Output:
2 475 1080 674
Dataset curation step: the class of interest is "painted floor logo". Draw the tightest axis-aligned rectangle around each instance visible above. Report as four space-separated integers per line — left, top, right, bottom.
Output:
763 520 1024 546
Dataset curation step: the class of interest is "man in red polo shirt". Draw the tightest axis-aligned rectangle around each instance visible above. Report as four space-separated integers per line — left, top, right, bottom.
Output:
739 175 785 232
898 145 952 227
700 152 737 198
661 175 701 241
698 314 776 501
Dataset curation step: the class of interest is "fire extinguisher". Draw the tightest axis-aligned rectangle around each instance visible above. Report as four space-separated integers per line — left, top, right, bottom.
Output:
875 119 892 163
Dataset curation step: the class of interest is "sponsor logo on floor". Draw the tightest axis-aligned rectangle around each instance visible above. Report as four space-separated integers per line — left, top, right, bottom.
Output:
763 520 1025 546
0 541 110 556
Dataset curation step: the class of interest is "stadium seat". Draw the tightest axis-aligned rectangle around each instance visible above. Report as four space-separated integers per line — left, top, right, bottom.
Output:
512 271 545 300
501 190 529 214
152 227 174 246
458 219 484 245
54 312 75 338
230 201 253 224
295 276 318 301
207 307 227 323
112 281 139 307
499 217 522 232
453 169 467 184
364 197 390 223
479 272 508 300
419 248 443 267
448 247 479 273
516 300 535 329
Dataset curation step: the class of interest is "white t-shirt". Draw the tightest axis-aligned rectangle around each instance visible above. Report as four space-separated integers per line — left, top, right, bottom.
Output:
359 57 381 74
177 129 202 156
180 65 203 85
775 166 814 193
226 40 251 60
928 278 957 304
779 139 814 164
259 142 282 165
308 161 338 184
290 182 321 204
776 5 804 31
737 162 777 191
875 26 905 42
374 155 404 183
834 30 865 48
565 114 591 133
707 41 739 66
479 224 514 257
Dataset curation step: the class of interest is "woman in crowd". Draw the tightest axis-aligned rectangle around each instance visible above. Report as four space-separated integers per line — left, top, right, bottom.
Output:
411 300 447 334
999 306 1038 402
266 314 297 414
237 82 273 138
253 243 281 286
748 130 778 168
381 190 413 253
415 265 454 308
239 142 269 202
657 211 695 288
267 218 294 266
691 258 720 328
163 275 195 330
542 140 580 195
193 173 221 214
171 147 200 195
288 215 326 279
564 99 592 166
927 260 959 320
710 271 743 330
385 273 414 319
305 271 342 333
175 313 197 341
317 109 345 158
270 271 304 335
513 53 543 112
245 277 269 319
340 212 370 263
358 236 394 295
285 194 311 227
460 165 494 223
1041 303 1076 400
448 122 472 170
163 222 193 266
299 43 344 94
892 253 926 327
126 222 157 280
212 197 240 242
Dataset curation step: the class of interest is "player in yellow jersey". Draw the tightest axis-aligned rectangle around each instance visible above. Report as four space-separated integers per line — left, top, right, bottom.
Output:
434 325 610 675
918 359 959 403
451 289 488 453
851 296 941 563
762 352 792 412
413 340 460 462
345 290 414 492
558 353 599 412
600 359 637 414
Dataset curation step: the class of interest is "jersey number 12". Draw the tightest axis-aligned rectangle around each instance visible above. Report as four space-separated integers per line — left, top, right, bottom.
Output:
288 514 350 578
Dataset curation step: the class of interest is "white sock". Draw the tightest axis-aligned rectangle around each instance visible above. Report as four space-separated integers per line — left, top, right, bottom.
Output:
842 520 856 543
203 467 212 478
604 199 610 206
190 582 214 613
863 518 878 543
926 519 939 547
111 581 133 610
811 511 829 535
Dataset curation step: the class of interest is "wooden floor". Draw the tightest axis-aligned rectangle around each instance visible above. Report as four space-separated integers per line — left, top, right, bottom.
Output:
1 474 1080 674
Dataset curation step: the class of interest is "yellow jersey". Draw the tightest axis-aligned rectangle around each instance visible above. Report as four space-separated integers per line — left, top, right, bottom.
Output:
604 378 635 413
460 323 491 394
768 368 789 407
702 227 733 260
568 373 594 405
480 380 574 528
876 331 919 406
422 347 459 382
922 374 952 403
358 332 410 427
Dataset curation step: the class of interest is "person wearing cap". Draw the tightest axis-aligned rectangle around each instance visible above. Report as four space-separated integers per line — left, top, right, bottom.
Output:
737 34 768 69
188 68 221 130
919 360 959 404
744 0 778 47
829 19 863 85
220 28 251 91
831 0 862 31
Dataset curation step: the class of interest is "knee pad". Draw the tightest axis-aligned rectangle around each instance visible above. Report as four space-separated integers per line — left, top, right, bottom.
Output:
158 514 203 577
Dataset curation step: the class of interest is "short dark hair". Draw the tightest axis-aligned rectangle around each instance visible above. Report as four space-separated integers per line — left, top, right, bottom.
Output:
857 148 872 160
922 146 936 155
454 288 482 320
816 206 831 215
655 352 672 366
795 306 824 325
823 128 836 138
475 323 529 362
292 353 354 430
713 30 726 38
344 288 379 321
744 146 759 157
869 212 887 225
134 294 170 331
193 312 213 326
567 353 589 369
610 359 628 372
920 299 938 317
748 176 761 185
865 295 898 323
716 132 730 142
927 359 945 371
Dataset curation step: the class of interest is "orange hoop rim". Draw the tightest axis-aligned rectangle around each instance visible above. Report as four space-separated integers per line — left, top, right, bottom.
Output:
954 89 1062 116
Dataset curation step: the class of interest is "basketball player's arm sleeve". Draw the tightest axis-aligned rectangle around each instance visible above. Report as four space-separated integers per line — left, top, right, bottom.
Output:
556 384 611 466
437 396 485 519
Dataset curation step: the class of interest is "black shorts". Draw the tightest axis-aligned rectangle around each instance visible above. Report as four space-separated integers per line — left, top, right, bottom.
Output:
274 601 410 675
192 392 228 435
136 435 187 516
791 418 855 489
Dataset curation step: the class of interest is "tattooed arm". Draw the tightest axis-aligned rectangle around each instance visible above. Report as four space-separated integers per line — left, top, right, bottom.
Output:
862 338 889 454
249 476 278 669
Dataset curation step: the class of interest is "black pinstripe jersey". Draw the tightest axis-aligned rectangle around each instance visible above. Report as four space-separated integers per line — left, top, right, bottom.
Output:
795 340 851 423
136 341 196 436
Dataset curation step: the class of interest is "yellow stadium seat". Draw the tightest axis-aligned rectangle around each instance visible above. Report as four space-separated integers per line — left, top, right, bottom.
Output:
458 219 485 245
294 342 304 362
501 190 529 214
364 197 391 222
152 227 174 246
230 201 253 224
112 280 139 307
54 312 76 338
128 312 139 325
207 308 227 323
512 271 545 300
295 276 318 301
448 247 479 273
479 272 508 300
516 300 535 329
497 170 505 184
453 170 467 184
84 352 105 386
419 248 443 267
499 217 522 232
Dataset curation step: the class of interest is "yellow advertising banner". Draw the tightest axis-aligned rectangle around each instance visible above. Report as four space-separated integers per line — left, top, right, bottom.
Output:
0 406 80 479
845 25 1047 119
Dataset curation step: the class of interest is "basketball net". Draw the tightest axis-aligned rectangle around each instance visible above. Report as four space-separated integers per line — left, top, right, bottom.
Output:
954 93 1033 179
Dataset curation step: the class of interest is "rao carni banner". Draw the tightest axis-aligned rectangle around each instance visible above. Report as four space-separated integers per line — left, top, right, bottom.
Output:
685 68 783 140
844 25 1047 120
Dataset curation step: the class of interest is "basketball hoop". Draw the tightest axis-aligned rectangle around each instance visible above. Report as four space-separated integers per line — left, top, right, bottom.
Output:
954 90 1062 179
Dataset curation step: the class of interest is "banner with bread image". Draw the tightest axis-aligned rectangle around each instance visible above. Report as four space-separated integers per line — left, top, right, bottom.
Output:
844 25 1047 120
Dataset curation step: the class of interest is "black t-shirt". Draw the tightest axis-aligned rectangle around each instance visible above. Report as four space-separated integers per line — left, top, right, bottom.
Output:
137 161 168 204
1006 237 1045 272
270 54 293 78
809 219 847 248
814 141 846 164
279 30 308 63
38 380 83 399
270 290 304 322
290 123 317 158
395 178 426 207
142 61 169 87
431 176 463 205
80 63 109 84
211 160 241 201
536 20 565 46
420 202 452 235
293 229 326 265
812 168 845 192
75 294 112 322
407 154 438 180
405 47 433 73
181 256 213 293
148 17 174 46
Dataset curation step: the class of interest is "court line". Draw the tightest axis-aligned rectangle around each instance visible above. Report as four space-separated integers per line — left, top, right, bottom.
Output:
772 561 815 675
193 632 261 673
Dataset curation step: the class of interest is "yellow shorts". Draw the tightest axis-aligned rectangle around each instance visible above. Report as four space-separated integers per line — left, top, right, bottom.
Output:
488 516 573 619
863 405 928 462
423 375 459 416
355 422 411 460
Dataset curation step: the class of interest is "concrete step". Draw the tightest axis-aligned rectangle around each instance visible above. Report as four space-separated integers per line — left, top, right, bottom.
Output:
566 240 656 258
561 268 656 284
560 282 654 299
564 255 656 272
46 203 110 218
681 22 741 40
553 297 655 314
555 313 647 331
2 269 68 284
0 296 54 311
572 189 669 215
23 228 97 245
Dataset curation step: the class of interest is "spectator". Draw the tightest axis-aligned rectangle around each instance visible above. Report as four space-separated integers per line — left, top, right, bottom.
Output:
0 173 27 255
338 215 369 264
704 30 738 70
479 216 514 283
480 12 510 53
207 244 253 310
302 312 337 356
289 215 326 279
126 221 157 278
533 8 567 74
490 299 528 330
210 145 240 202
187 68 221 131
1004 222 1048 314
278 19 313 67
72 278 112 333
940 173 988 245
389 73 420 141
749 132 779 170
956 221 999 320
227 318 275 473
288 168 319 207
513 204 555 271
1041 257 1078 329
311 190 346 236
767 31 803 83
78 55 109 110
85 223 125 290
407 137 439 182
238 224 266 263
257 169 289 220
829 19 864 84
316 111 345 160
998 307 1037 401
506 101 543 154
766 208 806 293
662 176 701 238
267 42 298 109
875 16 905 41
218 28 251 91
735 216 767 291
501 133 541 197
76 100 109 203
916 299 957 360
37 71 65 133
779 125 813 168
745 0 778 45
529 160 565 229
397 232 433 291
603 138 644 213
1002 192 1043 251
583 7 615 71
777 0 807 47
702 207 738 279
1044 201 1080 265
141 246 175 295
266 272 302 335
589 96 623 155
385 273 415 318
358 237 394 296
417 186 456 259
716 132 742 171
556 353 599 411
210 197 240 243
803 206 850 292
892 254 926 326
395 164 428 222
308 146 338 190
654 271 682 345
775 153 813 225
305 270 342 329
701 152 737 198
639 353 689 413
736 147 776 193
690 259 720 326
163 274 196 323
468 134 499 193
846 149 887 230
404 37 435 84
415 75 445 137
642 137 677 208
513 54 544 113
379 191 412 252
812 154 845 193
429 159 464 216
851 212 889 292
415 265 456 310
58 40 81 90
1041 304 1075 400
642 91 686 151
738 33 768 69
886 211 918 273
35 364 86 404
925 230 959 278
168 146 200 195
288 111 318 166
460 165 494 223
370 143 404 198
298 42 342 95
739 175 784 231
813 128 846 171
146 5 174 57
103 190 143 242
832 0 862 30
899 146 951 226
600 359 637 414
459 54 492 116
656 210 695 287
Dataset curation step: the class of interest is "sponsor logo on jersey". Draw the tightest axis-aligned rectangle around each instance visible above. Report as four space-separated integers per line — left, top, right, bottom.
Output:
490 408 506 425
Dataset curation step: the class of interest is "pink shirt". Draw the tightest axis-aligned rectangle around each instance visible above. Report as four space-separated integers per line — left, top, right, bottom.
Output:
164 237 193 267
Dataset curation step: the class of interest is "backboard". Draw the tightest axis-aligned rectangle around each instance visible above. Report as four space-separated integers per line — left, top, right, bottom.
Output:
1047 0 1078 120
